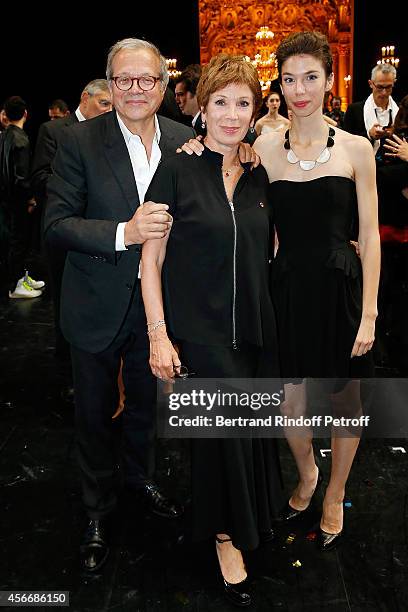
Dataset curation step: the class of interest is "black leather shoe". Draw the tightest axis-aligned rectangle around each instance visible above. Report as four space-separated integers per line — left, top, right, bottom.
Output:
223 577 252 607
280 467 323 521
139 482 184 519
80 519 109 572
216 536 251 607
317 528 343 551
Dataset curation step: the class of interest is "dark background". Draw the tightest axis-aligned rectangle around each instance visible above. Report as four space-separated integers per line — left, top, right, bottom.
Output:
353 0 407 103
0 1 406 142
0 2 200 141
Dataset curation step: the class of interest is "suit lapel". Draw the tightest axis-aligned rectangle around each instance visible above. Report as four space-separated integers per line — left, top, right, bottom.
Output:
103 112 140 215
157 116 178 161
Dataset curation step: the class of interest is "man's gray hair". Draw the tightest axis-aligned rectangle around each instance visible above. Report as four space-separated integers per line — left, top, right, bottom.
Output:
106 38 169 91
371 63 397 80
82 79 111 96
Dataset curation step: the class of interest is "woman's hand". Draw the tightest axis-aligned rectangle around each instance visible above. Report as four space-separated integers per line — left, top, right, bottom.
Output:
238 142 260 167
149 327 181 381
384 134 408 162
350 240 360 257
351 315 376 358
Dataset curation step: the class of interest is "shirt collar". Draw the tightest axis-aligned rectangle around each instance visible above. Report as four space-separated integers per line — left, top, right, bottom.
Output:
116 112 161 144
75 107 86 122
202 143 251 173
371 96 394 112
192 111 201 128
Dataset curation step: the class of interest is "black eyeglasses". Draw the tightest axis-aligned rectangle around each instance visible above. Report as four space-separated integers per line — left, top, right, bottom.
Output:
372 83 394 92
111 75 161 92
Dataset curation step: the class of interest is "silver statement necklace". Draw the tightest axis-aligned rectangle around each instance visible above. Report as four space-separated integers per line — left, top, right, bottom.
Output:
284 127 335 171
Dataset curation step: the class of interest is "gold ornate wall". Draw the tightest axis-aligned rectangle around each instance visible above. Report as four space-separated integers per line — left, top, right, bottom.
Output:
199 0 353 105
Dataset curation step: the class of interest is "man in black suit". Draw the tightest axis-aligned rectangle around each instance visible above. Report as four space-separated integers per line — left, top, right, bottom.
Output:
44 38 194 572
32 79 112 359
344 63 398 152
48 98 70 121
0 96 43 299
175 64 206 135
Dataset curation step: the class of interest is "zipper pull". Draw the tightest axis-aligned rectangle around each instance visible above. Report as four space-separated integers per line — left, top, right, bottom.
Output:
232 340 238 350
229 201 235 211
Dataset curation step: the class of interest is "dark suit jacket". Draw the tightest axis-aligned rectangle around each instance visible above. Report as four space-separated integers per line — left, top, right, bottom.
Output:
0 125 32 204
192 112 206 137
44 111 194 353
343 101 368 139
31 113 78 201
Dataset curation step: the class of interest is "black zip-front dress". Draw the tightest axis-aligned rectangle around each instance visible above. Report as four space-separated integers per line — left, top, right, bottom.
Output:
145 145 284 550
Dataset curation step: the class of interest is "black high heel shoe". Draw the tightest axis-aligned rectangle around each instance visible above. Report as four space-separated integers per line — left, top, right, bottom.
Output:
215 536 252 607
318 501 344 551
317 528 343 551
280 466 323 521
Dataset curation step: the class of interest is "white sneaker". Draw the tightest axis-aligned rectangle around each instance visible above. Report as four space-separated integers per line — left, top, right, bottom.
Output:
22 271 45 290
9 279 43 299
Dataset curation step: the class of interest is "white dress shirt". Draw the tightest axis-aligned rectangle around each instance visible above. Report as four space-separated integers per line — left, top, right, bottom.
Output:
191 111 201 129
363 94 399 154
75 107 86 122
115 113 162 251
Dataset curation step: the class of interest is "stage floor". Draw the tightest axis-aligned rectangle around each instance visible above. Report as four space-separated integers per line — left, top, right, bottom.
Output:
1 288 408 611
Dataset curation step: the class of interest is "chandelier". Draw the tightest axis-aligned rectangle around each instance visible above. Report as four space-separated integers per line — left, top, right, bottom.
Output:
245 26 278 92
166 58 181 79
377 45 400 68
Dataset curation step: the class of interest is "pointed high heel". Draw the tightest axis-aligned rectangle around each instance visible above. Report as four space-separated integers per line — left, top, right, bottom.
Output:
215 536 252 607
318 500 344 551
280 466 323 521
317 528 343 551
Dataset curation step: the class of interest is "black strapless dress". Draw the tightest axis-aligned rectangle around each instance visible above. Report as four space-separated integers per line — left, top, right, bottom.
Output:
269 176 373 378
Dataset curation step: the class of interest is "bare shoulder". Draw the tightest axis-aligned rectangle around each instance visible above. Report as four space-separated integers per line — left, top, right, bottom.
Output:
336 128 371 151
253 131 284 155
336 129 373 167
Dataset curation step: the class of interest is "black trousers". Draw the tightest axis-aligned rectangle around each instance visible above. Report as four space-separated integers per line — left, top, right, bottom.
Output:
45 241 70 358
3 202 30 290
70 283 157 519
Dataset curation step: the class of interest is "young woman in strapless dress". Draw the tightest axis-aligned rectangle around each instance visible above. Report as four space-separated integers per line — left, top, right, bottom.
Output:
254 31 380 550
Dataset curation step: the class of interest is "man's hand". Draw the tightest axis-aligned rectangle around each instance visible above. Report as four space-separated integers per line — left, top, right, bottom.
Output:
369 123 387 141
124 202 172 246
238 142 260 168
177 135 204 156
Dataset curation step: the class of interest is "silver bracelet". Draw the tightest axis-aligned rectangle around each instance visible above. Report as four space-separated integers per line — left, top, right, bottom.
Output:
147 319 165 329
147 320 166 334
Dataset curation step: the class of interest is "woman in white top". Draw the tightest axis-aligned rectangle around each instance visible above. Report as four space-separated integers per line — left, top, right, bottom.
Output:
254 91 291 136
